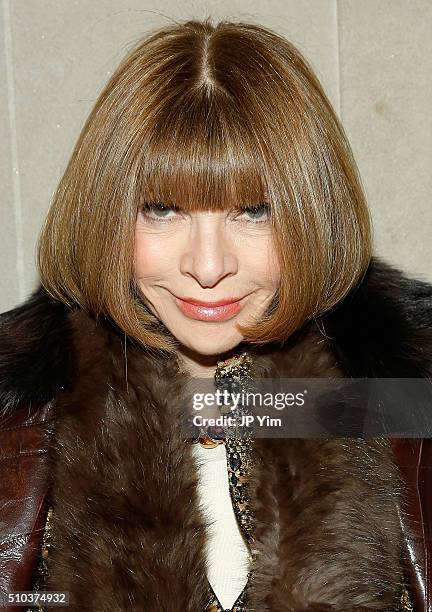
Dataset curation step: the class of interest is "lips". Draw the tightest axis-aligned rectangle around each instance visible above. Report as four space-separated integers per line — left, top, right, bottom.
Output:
177 297 242 307
174 295 245 321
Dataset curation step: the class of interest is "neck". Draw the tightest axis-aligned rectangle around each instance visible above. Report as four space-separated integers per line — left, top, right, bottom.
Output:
176 343 247 378
176 346 219 378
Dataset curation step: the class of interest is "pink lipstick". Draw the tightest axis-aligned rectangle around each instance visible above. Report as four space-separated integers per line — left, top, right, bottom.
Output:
174 296 245 321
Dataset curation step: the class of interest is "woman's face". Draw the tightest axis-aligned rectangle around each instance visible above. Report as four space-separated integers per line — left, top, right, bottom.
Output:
134 202 280 357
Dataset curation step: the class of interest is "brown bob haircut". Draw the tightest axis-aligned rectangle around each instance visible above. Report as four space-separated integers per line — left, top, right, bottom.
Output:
37 18 372 355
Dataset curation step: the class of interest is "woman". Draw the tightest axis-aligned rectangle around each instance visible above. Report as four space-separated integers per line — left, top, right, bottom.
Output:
0 18 431 612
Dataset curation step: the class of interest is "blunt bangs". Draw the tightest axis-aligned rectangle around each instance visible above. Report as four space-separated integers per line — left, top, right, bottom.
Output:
137 89 269 212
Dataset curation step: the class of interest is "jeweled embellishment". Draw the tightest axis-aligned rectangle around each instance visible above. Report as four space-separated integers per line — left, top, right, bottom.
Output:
26 505 53 612
203 351 257 611
398 583 414 611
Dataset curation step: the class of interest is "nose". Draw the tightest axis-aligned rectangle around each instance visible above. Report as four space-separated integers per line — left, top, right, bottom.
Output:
179 214 238 288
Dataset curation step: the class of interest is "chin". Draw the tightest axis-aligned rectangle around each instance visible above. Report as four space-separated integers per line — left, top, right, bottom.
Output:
187 344 238 357
174 329 244 357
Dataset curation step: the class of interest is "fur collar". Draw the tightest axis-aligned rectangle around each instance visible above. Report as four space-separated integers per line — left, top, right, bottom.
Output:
1 255 432 610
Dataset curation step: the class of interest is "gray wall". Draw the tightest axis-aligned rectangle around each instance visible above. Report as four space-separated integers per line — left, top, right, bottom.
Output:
1 0 431 312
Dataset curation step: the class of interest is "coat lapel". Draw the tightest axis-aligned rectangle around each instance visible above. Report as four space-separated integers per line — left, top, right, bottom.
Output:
43 308 212 610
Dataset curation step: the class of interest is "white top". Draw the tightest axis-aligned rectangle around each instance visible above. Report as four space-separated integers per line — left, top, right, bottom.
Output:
192 442 251 610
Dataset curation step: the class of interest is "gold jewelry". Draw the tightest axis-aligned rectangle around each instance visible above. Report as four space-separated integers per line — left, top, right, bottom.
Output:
192 351 253 449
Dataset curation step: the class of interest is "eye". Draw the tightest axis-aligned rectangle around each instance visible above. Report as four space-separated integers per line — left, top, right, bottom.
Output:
140 202 181 222
139 201 271 224
236 203 271 223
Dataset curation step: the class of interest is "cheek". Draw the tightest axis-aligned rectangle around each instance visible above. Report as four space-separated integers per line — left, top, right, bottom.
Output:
134 228 173 278
247 239 281 288
134 232 151 278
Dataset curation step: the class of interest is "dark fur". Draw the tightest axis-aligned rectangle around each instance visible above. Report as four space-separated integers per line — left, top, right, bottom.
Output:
1 255 432 611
